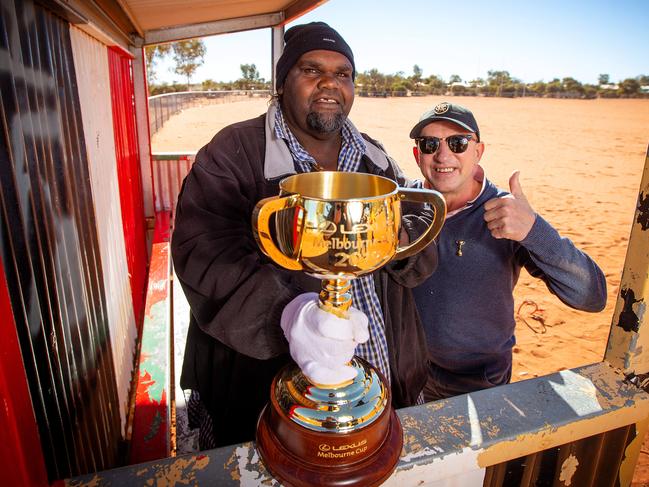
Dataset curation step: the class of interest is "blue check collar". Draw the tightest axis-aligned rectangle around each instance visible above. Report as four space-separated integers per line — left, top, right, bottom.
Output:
273 104 367 173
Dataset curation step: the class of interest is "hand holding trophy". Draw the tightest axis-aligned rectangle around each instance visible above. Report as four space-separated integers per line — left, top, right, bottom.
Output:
281 292 369 386
252 171 446 487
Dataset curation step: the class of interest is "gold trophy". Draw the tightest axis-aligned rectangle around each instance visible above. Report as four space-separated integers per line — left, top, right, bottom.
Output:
252 171 446 487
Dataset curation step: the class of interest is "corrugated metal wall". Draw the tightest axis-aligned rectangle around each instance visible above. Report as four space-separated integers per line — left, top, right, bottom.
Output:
108 46 148 329
69 26 137 436
0 0 121 480
484 424 635 487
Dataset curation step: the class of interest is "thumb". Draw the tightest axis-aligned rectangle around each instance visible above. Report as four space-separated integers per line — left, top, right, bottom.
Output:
509 170 525 199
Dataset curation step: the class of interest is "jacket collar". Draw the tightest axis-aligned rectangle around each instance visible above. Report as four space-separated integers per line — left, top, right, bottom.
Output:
263 101 389 180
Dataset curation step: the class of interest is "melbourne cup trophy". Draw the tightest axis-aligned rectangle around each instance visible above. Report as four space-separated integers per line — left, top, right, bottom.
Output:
252 171 446 487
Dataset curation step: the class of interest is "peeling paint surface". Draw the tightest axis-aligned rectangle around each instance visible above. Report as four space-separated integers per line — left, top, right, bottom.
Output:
559 454 579 486
386 447 485 486
605 150 649 374
618 287 642 333
130 239 171 464
637 191 649 230
65 362 649 486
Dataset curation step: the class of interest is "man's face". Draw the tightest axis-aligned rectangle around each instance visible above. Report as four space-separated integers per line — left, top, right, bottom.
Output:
279 50 354 138
416 120 484 201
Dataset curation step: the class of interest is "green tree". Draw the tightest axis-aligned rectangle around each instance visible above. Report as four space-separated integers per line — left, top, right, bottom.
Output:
562 77 584 96
582 84 598 99
145 44 171 83
487 70 512 96
412 65 423 83
598 74 610 85
172 39 207 90
367 68 387 93
425 75 446 95
618 78 640 96
449 74 462 84
236 63 263 89
240 64 260 82
546 78 562 97
468 78 485 96
527 81 546 97
637 75 649 85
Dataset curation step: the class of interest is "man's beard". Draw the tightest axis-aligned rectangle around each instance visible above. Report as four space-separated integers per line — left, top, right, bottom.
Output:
306 111 345 134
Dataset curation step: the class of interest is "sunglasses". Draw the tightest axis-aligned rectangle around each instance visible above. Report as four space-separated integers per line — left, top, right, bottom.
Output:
416 134 474 155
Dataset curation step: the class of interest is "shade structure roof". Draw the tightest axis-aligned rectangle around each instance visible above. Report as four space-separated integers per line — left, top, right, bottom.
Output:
54 0 327 46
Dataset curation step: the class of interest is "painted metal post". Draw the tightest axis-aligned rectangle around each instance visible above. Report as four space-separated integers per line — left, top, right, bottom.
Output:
271 25 284 95
606 145 649 377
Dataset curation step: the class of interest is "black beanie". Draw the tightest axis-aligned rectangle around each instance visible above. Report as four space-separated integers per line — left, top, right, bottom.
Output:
275 22 355 90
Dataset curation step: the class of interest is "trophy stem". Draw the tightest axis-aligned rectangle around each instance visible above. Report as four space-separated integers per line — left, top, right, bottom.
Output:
319 278 352 318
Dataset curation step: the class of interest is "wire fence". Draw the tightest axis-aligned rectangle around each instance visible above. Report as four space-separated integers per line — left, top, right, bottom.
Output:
147 90 272 135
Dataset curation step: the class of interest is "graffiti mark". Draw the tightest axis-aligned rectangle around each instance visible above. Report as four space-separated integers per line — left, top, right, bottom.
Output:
637 192 649 230
618 287 642 332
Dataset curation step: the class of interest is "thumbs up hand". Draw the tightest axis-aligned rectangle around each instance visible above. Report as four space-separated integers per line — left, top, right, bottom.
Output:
483 171 536 241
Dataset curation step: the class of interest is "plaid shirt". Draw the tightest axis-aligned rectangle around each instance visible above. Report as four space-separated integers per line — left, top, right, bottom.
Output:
274 106 391 385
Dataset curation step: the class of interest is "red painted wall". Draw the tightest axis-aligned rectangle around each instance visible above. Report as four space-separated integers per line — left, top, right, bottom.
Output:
0 259 49 486
108 47 148 327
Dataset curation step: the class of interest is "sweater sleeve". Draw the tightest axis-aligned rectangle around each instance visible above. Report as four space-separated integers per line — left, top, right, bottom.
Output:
517 215 607 312
171 129 316 360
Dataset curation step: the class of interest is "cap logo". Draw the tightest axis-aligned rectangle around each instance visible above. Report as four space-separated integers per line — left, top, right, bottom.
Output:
434 102 450 114
322 38 336 43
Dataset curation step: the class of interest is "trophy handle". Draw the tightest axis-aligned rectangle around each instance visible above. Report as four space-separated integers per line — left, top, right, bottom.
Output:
394 187 447 260
252 195 305 271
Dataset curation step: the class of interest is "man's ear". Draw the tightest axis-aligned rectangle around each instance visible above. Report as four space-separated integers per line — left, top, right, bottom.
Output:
475 141 485 162
412 146 420 166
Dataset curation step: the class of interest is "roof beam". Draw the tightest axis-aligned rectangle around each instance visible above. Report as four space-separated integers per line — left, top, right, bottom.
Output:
283 0 329 25
43 0 140 48
143 12 284 46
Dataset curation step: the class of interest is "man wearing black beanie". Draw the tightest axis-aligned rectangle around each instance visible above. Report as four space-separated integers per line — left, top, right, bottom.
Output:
275 21 355 91
172 21 436 449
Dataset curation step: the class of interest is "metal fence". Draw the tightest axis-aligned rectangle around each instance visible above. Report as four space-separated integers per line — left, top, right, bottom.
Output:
147 90 271 134
152 152 196 215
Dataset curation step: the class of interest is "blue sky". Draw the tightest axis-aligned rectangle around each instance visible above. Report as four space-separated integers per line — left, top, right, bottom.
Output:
154 0 648 85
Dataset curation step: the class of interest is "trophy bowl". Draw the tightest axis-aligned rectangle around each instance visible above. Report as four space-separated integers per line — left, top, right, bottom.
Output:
252 172 445 486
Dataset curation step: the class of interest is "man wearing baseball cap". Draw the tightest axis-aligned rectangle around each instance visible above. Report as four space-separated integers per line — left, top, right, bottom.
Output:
172 22 436 448
410 102 607 401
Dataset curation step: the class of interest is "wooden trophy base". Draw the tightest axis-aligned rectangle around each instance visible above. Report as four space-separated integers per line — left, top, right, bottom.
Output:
255 362 403 487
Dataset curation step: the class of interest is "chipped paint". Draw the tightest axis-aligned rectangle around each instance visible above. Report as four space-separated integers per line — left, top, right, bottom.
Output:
136 455 210 486
130 238 171 464
559 454 579 486
476 400 648 467
234 444 275 486
66 474 102 487
637 191 649 230
387 447 485 486
618 287 642 332
620 417 649 486
606 148 649 374
65 363 649 486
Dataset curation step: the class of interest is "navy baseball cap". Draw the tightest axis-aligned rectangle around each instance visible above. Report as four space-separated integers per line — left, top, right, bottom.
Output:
409 102 480 141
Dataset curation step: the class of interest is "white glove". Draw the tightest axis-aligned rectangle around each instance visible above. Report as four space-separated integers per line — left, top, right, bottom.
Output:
281 293 370 386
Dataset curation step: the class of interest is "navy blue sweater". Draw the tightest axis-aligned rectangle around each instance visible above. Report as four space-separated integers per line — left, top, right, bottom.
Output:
413 178 607 395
